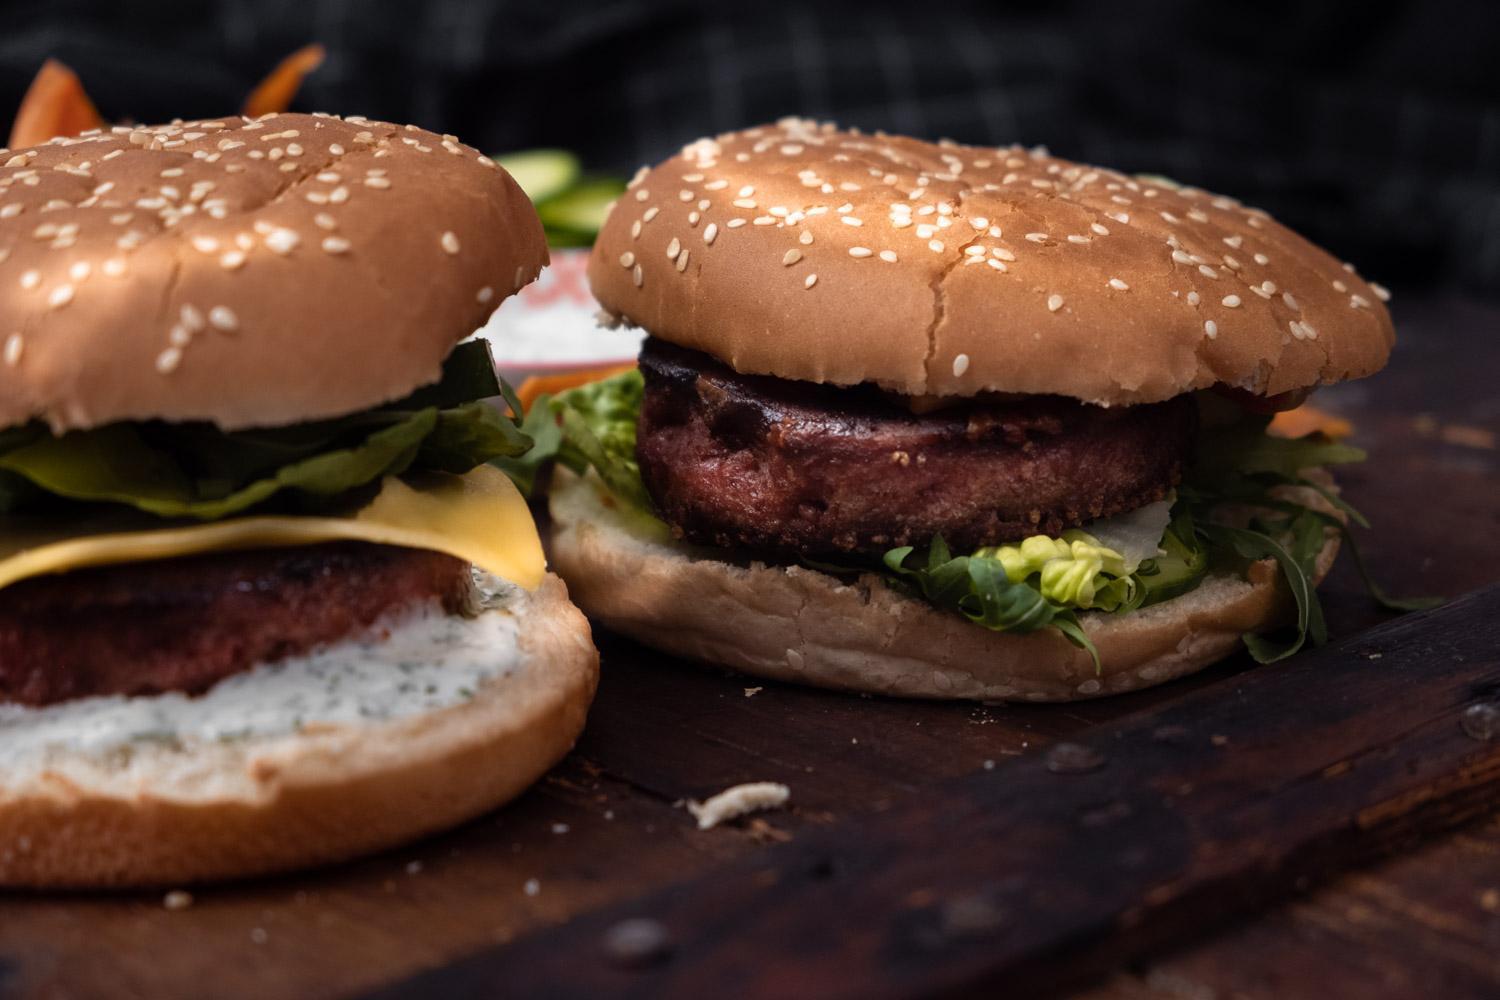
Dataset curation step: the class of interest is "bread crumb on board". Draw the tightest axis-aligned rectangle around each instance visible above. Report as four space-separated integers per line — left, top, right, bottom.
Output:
687 782 791 830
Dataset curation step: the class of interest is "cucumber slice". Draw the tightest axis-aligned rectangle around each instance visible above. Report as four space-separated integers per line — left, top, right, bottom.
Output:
491 149 581 204
537 178 627 236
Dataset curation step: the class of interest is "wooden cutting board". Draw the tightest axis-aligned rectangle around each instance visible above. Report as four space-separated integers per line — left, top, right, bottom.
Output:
0 294 1496 1000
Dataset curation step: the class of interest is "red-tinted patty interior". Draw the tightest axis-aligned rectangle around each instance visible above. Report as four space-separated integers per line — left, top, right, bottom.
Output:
0 542 471 707
636 338 1196 560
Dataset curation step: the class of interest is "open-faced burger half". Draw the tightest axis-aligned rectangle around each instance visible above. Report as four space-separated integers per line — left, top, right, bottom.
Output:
0 112 597 888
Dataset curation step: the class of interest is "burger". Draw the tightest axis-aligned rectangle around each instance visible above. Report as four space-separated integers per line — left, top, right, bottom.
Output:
0 113 598 887
543 118 1405 702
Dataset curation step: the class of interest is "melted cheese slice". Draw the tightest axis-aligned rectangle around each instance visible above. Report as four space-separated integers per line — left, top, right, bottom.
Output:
0 464 543 591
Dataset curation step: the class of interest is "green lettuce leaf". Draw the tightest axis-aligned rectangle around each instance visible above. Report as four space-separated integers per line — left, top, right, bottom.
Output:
0 340 531 520
549 369 652 509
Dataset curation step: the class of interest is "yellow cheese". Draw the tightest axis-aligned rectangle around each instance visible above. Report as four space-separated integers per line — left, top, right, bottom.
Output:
0 464 543 591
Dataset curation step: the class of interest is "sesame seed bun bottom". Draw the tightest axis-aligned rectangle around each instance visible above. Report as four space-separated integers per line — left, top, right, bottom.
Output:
548 470 1340 702
0 573 597 888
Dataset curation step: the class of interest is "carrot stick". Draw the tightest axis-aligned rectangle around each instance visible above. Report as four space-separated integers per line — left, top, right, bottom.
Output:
8 59 104 148
242 44 326 118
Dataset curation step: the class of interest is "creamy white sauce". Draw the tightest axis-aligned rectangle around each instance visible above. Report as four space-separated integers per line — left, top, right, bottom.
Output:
0 571 523 766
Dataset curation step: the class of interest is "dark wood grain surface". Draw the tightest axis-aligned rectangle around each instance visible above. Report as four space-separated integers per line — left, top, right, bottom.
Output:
0 294 1496 1000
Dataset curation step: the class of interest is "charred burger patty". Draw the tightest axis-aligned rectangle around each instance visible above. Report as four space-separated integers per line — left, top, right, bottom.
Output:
0 542 471 707
637 338 1196 559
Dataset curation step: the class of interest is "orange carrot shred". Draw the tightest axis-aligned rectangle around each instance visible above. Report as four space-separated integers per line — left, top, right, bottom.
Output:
516 364 637 413
8 59 105 148
242 44 326 118
1269 404 1354 441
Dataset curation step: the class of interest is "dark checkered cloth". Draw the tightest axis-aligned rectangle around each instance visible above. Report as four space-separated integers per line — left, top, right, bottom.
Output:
2 1 1497 293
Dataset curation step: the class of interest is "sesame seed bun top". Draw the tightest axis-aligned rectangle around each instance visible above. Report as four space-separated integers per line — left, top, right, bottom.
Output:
0 112 546 432
588 119 1394 406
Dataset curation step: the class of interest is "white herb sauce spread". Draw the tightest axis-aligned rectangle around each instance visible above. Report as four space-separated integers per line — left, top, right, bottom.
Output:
0 571 523 767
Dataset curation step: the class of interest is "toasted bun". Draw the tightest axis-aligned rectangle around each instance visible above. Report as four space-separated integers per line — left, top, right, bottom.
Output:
589 119 1392 406
0 113 546 432
0 573 597 888
549 471 1338 702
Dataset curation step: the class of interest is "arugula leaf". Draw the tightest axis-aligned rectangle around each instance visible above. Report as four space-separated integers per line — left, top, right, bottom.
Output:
886 539 1101 669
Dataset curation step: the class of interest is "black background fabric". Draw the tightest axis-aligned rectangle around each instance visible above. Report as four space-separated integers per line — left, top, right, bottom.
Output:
1 1 1497 294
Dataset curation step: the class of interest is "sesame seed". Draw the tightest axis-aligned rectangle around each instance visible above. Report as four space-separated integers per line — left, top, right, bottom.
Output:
783 249 802 266
314 213 337 231
181 304 205 332
156 346 182 373
632 264 644 287
879 250 898 263
1108 277 1129 291
642 207 659 223
1350 293 1370 309
209 306 238 331
102 257 127 278
1370 282 1391 302
732 198 756 209
1047 294 1064 312
952 353 970 377
322 236 351 254
47 285 74 309
440 231 460 255
665 237 682 260
675 249 690 273
3 333 22 366
1282 292 1299 311
1091 223 1109 236
1109 212 1129 224
799 230 813 246
477 286 495 305
848 247 873 258
219 250 246 270
752 216 775 226
1204 320 1218 339
727 218 746 229
266 229 300 255
1197 264 1219 279
1223 235 1243 249
1067 235 1090 244
364 176 391 189
928 240 944 252
169 325 192 347
619 251 636 268
1222 295 1241 308
738 185 755 198
992 247 1016 262
191 235 220 254
1253 253 1269 265
1186 291 1201 305
702 224 718 245
965 245 986 257
69 261 90 282
630 221 642 239
986 258 1006 271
